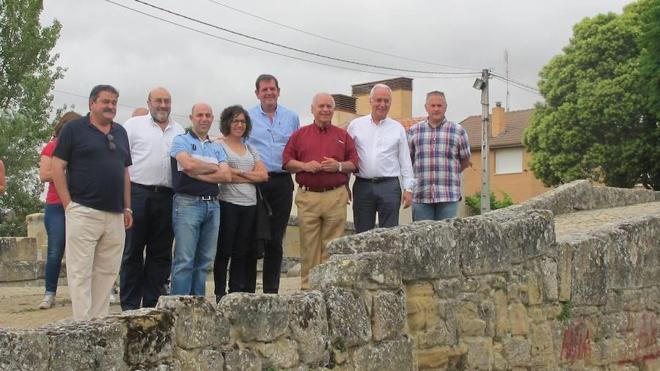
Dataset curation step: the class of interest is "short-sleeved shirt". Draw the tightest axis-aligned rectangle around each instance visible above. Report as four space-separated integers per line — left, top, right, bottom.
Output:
282 123 359 189
41 138 62 205
218 142 260 206
52 114 132 212
407 118 471 203
170 131 227 197
246 104 300 173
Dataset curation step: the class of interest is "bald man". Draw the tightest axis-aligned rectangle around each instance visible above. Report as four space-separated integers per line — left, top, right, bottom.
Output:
120 87 184 310
283 93 358 288
169 103 231 296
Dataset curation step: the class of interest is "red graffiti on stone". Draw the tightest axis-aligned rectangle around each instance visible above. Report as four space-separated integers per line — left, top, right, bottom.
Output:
561 321 591 362
618 312 658 364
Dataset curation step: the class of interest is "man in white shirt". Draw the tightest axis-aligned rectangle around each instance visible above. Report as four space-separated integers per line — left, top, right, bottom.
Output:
119 87 184 310
347 83 415 233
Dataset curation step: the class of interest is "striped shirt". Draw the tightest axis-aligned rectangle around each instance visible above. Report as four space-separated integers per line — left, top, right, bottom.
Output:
407 118 470 203
218 142 261 206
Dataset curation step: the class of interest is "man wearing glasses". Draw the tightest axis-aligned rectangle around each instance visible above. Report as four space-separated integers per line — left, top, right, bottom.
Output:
51 85 133 321
119 87 184 311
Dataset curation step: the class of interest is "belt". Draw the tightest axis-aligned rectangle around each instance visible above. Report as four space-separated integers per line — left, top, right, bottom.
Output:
132 182 173 193
299 184 343 193
176 193 217 201
268 172 291 177
355 176 398 183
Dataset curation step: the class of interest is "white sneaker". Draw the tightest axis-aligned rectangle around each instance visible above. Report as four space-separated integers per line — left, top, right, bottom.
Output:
38 294 56 309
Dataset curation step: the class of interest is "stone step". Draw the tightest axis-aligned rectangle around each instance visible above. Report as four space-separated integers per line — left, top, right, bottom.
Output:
0 237 38 262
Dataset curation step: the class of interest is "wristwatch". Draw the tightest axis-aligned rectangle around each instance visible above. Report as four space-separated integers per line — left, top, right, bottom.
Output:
338 162 343 172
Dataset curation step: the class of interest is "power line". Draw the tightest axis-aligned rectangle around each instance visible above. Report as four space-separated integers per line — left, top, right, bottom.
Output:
105 1 477 80
491 72 541 95
204 0 478 72
133 0 479 76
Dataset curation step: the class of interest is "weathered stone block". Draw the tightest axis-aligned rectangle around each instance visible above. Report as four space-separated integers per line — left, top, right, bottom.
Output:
568 236 608 306
508 302 530 336
350 337 414 371
503 336 531 366
323 287 371 348
110 309 175 367
45 317 128 370
493 290 510 338
398 221 461 280
0 328 50 371
558 242 573 302
456 301 486 337
456 217 510 276
254 338 300 369
415 343 467 369
539 258 559 301
478 300 496 337
310 252 401 290
0 261 40 282
489 209 556 260
156 296 229 349
0 237 37 262
371 290 406 341
173 347 223 371
287 291 329 365
464 337 494 370
218 293 288 342
415 321 457 348
223 349 261 371
530 322 554 356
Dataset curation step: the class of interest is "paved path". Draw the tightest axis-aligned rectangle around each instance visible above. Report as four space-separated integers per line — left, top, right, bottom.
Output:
554 201 660 240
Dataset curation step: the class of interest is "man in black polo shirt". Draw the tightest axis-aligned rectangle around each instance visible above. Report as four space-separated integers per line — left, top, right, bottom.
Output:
51 85 133 321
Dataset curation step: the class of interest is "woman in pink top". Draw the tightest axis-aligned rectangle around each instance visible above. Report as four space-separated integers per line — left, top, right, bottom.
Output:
38 111 81 309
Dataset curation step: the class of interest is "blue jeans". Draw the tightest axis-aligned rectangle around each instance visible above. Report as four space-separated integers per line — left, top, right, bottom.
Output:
44 203 66 295
171 194 220 296
412 201 459 221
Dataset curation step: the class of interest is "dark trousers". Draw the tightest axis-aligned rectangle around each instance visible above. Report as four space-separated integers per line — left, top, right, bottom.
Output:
247 174 293 293
214 201 257 300
120 184 174 310
352 177 402 233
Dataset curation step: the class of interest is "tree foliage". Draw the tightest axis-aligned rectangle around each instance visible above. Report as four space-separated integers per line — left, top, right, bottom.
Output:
0 0 63 236
524 0 659 189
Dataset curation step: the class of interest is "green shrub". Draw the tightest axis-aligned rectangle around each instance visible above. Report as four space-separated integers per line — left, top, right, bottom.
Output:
465 191 514 215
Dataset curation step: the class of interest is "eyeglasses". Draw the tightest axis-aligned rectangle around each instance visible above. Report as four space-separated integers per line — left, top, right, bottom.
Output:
231 119 247 126
106 134 116 151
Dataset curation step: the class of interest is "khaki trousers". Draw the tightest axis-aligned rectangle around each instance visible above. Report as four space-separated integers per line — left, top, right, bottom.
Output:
65 202 125 321
295 186 348 289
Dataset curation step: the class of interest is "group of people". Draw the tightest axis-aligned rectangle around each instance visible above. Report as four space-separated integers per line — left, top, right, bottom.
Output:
37 73 471 321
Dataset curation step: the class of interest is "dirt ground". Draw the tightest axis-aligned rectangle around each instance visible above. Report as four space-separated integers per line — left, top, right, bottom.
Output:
0 275 301 330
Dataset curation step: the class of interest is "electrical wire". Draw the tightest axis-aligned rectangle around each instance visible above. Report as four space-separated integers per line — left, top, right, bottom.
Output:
104 0 478 80
204 0 479 72
491 72 541 95
133 0 480 76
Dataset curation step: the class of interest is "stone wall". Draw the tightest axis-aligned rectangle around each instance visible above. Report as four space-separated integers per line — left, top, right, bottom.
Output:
1 180 658 370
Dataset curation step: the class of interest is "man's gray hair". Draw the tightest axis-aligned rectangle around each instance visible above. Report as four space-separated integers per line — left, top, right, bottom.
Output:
369 83 392 99
311 92 336 108
426 91 446 101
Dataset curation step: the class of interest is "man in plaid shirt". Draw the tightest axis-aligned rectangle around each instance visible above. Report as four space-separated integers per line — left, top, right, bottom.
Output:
407 91 471 221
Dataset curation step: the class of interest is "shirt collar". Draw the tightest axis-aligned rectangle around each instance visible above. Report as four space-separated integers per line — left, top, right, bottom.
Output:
312 122 330 133
187 130 210 142
425 117 448 129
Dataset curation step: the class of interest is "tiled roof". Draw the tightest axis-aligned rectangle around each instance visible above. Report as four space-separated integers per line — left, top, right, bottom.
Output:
458 109 535 149
398 116 425 131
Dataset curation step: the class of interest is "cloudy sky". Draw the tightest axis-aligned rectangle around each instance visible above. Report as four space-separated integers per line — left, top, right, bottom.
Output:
41 0 634 131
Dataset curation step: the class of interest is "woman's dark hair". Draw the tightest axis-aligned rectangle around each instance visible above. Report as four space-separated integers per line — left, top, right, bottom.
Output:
54 111 82 137
219 105 252 138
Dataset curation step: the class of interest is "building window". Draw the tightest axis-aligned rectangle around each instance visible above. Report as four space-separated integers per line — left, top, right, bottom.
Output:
495 148 523 174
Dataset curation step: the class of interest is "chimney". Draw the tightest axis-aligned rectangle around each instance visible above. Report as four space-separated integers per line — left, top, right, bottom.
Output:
491 101 505 137
351 77 413 120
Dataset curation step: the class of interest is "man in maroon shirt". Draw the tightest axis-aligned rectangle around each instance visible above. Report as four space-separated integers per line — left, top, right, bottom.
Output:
283 93 359 289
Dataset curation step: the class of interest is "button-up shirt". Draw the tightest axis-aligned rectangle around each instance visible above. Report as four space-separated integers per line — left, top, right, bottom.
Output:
246 104 300 173
407 118 471 203
123 114 184 187
347 114 415 190
283 123 359 189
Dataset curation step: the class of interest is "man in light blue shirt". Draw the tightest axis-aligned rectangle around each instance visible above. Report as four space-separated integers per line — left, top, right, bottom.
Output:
246 74 300 294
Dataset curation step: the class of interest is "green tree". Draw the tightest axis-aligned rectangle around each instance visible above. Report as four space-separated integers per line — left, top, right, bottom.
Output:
524 0 659 189
639 0 660 117
0 0 63 236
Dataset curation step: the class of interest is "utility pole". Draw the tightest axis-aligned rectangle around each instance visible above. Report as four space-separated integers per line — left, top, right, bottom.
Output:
479 69 491 213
